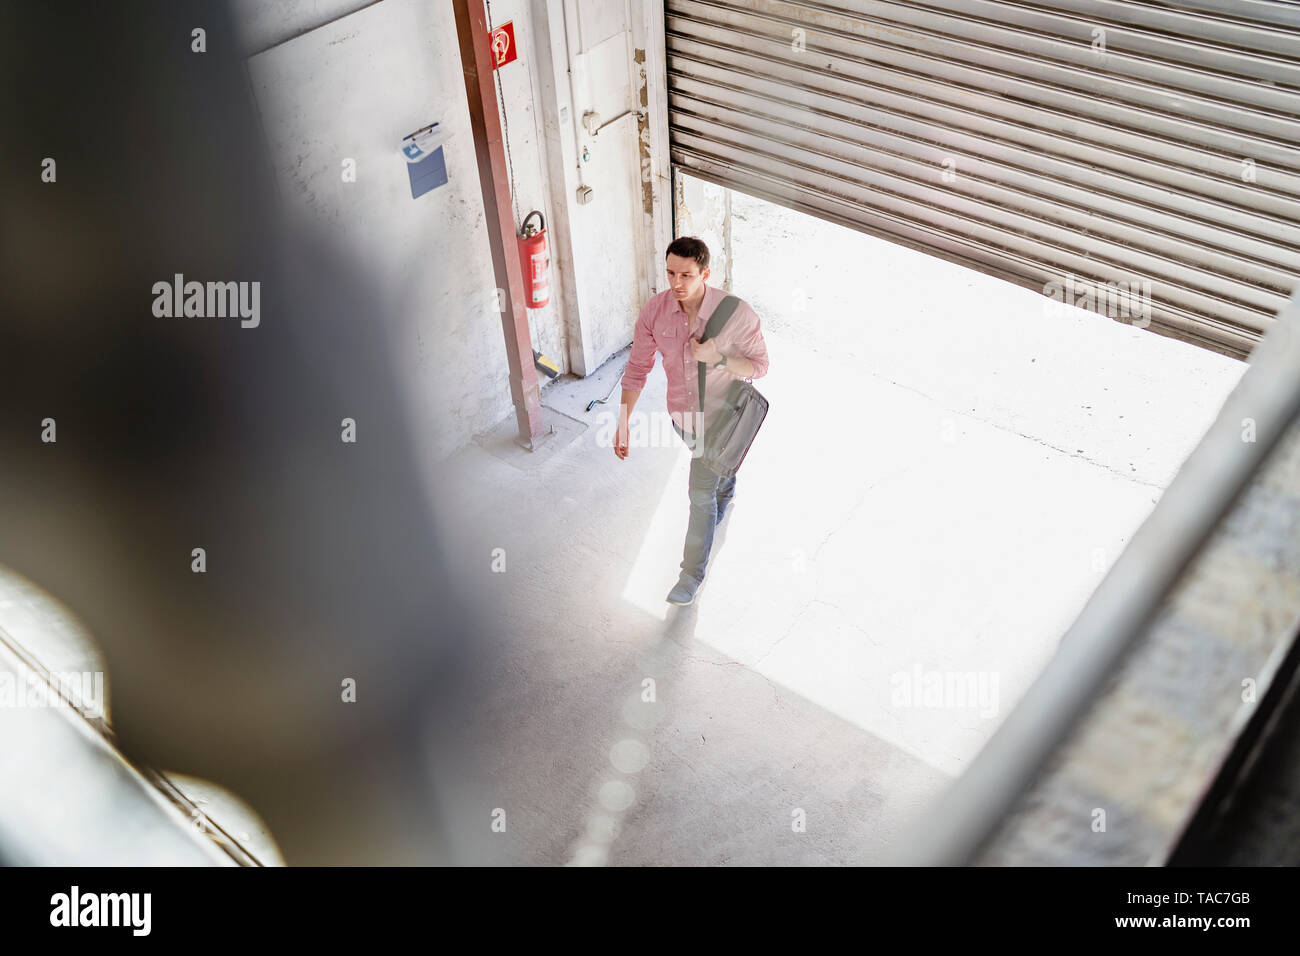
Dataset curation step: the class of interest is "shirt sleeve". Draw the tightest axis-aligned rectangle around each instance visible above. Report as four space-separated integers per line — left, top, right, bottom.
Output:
620 300 658 391
735 302 769 381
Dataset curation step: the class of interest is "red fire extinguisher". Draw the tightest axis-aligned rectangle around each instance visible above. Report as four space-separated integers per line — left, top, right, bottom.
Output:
517 210 550 309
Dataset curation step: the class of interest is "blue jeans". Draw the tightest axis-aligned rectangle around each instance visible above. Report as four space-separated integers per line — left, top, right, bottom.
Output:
673 420 737 583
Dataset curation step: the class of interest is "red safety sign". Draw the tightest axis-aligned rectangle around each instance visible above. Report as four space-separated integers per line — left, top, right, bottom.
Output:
490 21 517 70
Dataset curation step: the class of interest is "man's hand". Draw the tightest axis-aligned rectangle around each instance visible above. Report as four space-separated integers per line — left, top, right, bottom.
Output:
615 393 638 461
689 336 722 365
615 411 630 460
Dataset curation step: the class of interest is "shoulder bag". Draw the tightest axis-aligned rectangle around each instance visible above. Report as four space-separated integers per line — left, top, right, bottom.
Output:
693 294 769 478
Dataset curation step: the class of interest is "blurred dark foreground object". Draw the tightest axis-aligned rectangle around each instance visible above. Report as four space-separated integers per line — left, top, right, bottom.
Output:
0 1 492 864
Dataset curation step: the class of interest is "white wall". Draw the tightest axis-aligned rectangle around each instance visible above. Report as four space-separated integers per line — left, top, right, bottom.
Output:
562 0 645 372
674 174 733 289
534 0 652 376
238 0 653 461
231 0 380 56
242 0 550 460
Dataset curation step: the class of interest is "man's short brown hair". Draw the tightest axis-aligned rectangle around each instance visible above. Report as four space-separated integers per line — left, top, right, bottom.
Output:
666 236 709 273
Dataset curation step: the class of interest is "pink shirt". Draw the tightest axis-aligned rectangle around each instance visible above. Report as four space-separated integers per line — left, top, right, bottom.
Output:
620 284 770 436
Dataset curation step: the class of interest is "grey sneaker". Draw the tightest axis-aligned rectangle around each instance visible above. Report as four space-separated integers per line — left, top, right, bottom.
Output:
666 574 702 606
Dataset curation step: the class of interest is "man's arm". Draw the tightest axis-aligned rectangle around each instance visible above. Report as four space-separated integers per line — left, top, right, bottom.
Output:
619 301 657 415
722 304 769 381
721 355 756 379
616 302 656 459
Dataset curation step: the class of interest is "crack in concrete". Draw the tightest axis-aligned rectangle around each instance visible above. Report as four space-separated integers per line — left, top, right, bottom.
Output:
1010 428 1167 490
810 463 916 566
680 654 747 669
752 618 801 670
807 597 881 647
680 653 785 710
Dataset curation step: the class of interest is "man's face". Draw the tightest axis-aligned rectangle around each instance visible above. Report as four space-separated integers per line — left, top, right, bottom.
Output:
666 253 710 304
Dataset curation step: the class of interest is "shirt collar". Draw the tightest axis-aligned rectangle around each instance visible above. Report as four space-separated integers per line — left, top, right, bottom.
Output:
674 284 715 329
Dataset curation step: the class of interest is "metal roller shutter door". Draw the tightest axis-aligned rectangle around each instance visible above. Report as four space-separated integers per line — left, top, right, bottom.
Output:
666 0 1300 360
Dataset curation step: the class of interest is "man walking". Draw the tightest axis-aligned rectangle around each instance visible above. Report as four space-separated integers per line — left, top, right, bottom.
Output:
614 237 770 606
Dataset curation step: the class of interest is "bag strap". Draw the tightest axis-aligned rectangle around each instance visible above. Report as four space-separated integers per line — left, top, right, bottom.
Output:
697 294 741 413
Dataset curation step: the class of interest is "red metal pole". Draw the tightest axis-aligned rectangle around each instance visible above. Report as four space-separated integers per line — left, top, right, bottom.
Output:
453 0 545 447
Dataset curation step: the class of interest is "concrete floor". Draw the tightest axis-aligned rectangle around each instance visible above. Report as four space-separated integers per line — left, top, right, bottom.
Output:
432 188 1249 865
